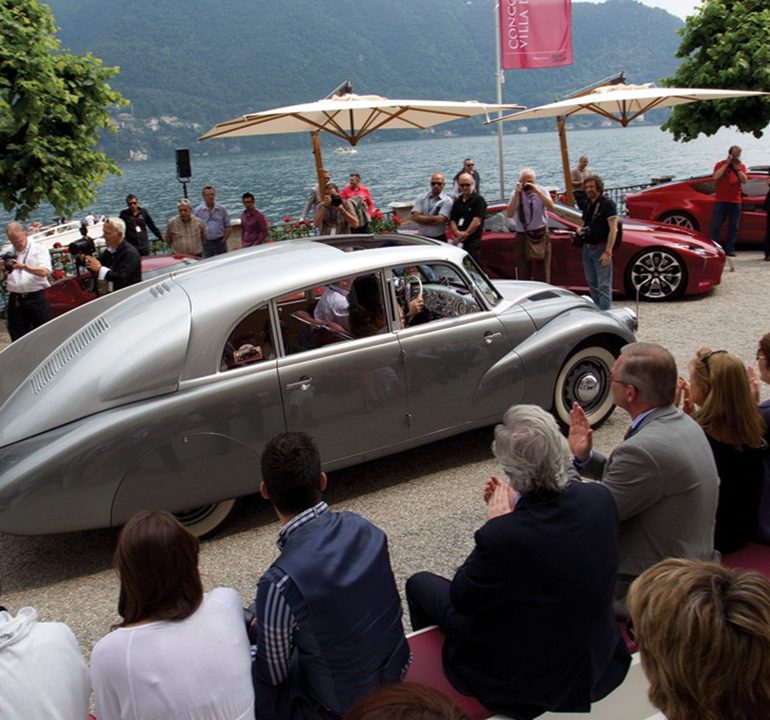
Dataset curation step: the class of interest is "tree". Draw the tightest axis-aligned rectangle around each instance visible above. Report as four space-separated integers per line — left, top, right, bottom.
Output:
662 0 770 141
0 0 126 220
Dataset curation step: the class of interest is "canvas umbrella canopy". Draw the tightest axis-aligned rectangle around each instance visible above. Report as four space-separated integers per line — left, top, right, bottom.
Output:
199 90 523 195
491 84 769 204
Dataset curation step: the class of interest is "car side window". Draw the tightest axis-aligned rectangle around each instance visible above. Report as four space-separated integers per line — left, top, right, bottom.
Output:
390 262 482 328
742 178 768 197
275 273 387 356
221 304 274 371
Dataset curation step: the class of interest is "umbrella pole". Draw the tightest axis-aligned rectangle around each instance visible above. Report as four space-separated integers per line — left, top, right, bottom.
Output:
311 131 327 197
557 116 575 206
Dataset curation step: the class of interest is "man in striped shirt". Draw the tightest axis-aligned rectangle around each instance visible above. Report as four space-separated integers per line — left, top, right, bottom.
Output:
252 432 410 720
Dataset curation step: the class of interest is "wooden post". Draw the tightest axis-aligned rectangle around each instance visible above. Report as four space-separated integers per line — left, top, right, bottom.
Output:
311 131 327 196
557 116 574 207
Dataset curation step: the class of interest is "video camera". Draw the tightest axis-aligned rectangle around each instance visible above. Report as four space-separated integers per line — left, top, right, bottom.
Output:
68 224 96 267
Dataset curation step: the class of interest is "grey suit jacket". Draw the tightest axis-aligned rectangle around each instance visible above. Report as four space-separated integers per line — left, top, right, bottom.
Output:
582 404 719 576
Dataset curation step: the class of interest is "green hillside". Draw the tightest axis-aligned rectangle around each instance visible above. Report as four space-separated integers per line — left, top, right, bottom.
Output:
43 0 684 158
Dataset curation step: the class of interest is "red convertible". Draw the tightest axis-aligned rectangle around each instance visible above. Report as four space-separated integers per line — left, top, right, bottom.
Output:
625 173 769 246
480 203 725 302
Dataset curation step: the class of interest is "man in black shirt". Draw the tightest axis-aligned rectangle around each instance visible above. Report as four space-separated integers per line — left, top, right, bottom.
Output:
85 217 142 292
449 173 487 263
579 175 617 310
118 194 163 256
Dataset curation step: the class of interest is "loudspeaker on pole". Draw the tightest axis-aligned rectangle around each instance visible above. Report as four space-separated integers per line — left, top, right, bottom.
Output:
175 148 192 179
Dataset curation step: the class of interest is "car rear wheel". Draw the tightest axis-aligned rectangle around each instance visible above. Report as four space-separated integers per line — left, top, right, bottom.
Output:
658 211 699 231
553 344 617 429
624 248 687 301
173 498 237 538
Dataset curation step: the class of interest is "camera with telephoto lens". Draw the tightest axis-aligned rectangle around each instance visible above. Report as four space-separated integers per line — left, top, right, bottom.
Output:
330 194 343 207
522 183 534 192
69 224 96 267
1 251 16 273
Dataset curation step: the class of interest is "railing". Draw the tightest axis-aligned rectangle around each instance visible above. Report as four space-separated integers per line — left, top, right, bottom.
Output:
605 182 654 216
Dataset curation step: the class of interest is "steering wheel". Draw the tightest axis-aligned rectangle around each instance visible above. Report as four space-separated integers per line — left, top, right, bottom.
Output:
403 273 423 303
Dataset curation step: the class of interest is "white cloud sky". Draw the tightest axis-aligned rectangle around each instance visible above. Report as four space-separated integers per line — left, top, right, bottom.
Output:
576 1 703 20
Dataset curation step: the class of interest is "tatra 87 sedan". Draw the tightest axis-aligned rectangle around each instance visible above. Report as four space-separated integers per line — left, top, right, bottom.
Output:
0 235 636 537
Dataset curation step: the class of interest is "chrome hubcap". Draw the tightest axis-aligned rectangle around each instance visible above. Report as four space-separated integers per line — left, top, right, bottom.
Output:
563 361 609 413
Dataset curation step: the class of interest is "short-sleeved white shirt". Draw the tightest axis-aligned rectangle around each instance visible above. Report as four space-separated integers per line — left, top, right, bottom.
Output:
4 239 51 293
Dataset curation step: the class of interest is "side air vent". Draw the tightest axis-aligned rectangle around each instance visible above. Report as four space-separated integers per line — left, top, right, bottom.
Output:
29 317 110 394
150 281 174 298
528 290 560 302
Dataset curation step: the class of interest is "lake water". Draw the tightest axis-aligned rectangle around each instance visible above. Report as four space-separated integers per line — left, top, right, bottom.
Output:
5 124 770 228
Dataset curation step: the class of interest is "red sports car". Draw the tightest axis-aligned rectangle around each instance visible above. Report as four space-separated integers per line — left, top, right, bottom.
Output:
46 254 200 318
625 173 770 246
480 203 725 302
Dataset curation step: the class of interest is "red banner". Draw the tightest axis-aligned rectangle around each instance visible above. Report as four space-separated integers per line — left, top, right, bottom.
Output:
499 0 573 70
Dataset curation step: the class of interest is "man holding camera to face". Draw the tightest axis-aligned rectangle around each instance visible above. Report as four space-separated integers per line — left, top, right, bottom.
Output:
313 183 360 235
84 217 141 292
3 222 52 341
506 168 555 283
711 145 747 257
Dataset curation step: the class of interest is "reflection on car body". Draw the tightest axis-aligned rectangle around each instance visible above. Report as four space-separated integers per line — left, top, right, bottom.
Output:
0 235 636 537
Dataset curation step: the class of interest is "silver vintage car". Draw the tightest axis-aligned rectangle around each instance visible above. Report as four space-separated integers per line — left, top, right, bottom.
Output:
0 235 636 537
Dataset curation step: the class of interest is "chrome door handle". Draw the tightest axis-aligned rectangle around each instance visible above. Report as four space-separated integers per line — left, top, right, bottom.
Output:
483 331 503 345
285 376 313 391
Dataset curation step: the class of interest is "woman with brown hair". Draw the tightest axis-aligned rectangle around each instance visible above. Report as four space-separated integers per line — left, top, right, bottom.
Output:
91 510 254 720
628 559 770 720
344 682 470 720
677 348 767 552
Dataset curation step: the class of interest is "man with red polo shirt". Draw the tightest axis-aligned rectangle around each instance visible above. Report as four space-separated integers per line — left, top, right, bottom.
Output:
711 145 747 257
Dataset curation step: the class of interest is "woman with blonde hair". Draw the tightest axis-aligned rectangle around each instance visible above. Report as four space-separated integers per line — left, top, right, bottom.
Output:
91 510 254 720
678 347 766 552
628 559 770 720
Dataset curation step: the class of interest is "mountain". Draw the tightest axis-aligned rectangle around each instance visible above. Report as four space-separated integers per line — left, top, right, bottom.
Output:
43 0 684 159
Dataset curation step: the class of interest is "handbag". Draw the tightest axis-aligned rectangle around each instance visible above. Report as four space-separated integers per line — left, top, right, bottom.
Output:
519 192 548 261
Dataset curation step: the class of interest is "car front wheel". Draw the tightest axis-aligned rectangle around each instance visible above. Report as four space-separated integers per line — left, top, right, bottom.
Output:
173 498 237 538
658 211 699 231
553 344 618 429
624 248 687 301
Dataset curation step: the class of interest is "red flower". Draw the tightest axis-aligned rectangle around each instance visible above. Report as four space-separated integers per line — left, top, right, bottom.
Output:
53 242 62 249
283 216 292 223
52 269 65 280
392 215 402 225
304 220 314 227
294 222 302 230
372 208 384 220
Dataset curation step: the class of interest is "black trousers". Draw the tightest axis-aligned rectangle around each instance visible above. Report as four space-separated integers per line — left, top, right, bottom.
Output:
7 290 51 341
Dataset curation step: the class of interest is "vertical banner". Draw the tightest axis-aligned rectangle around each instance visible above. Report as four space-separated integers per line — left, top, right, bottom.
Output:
499 0 573 70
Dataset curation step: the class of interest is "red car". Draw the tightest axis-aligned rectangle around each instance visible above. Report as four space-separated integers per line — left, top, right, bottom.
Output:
46 254 200 318
625 173 770 246
480 203 725 302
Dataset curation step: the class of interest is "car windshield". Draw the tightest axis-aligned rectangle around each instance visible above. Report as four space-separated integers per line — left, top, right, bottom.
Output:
462 256 502 307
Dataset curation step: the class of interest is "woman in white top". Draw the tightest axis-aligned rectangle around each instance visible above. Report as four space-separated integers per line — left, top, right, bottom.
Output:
91 510 254 720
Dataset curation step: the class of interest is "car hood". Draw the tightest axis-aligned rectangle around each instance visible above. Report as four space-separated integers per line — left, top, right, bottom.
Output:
623 219 719 250
0 277 191 448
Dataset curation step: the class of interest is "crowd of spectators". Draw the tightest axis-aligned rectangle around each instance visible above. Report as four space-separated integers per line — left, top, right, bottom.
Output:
2 335 769 720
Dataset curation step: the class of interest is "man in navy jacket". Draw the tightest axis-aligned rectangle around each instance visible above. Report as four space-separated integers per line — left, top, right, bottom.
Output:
253 432 410 720
406 405 630 719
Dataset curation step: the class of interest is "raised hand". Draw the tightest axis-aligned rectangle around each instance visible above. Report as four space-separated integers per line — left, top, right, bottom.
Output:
568 402 592 461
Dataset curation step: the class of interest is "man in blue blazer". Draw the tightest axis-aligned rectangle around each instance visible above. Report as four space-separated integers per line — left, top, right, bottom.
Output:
406 405 630 719
570 342 719 609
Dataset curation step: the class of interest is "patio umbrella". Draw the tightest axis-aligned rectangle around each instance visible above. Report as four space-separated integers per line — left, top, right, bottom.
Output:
199 89 523 195
490 84 769 204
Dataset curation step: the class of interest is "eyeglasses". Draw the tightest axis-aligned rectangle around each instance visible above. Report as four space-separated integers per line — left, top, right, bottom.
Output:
757 352 767 363
128 201 138 206
610 374 629 386
430 181 444 186
465 163 474 167
459 183 472 188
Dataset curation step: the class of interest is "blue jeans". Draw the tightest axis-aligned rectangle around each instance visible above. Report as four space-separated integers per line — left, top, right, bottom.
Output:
203 238 227 258
711 201 740 253
582 245 612 310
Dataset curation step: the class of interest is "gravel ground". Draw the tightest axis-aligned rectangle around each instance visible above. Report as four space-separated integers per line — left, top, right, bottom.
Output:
0 249 768 662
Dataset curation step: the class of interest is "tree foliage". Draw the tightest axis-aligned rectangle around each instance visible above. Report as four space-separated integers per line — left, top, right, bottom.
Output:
0 0 126 219
662 0 770 141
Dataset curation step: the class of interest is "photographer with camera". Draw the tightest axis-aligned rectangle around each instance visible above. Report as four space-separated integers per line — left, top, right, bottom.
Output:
83 217 141 292
3 222 52 341
313 183 360 235
711 145 747 257
506 168 555 283
576 175 617 311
